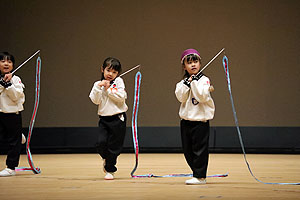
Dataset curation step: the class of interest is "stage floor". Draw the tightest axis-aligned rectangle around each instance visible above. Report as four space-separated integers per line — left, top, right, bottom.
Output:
0 153 299 200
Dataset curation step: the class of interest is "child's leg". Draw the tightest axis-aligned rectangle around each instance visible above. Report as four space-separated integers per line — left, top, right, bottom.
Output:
0 116 4 143
191 121 210 178
180 119 194 171
105 113 126 173
96 119 109 160
2 113 22 170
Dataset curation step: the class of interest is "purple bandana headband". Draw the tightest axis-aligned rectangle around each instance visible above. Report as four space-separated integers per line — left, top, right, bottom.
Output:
180 49 201 64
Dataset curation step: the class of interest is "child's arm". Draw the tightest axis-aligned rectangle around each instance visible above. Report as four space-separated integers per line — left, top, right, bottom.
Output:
89 81 106 105
190 77 212 103
4 76 25 103
175 80 190 103
3 73 12 82
0 73 13 89
107 78 127 103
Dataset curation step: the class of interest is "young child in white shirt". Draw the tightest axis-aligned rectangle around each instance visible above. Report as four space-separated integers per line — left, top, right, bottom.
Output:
175 49 215 185
89 57 127 180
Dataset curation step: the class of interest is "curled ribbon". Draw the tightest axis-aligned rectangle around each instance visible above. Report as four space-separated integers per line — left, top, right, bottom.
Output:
16 55 41 174
130 71 142 177
223 55 299 185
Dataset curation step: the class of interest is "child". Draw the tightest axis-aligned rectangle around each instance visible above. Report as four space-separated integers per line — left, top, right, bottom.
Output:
0 52 25 177
89 57 128 180
175 49 215 185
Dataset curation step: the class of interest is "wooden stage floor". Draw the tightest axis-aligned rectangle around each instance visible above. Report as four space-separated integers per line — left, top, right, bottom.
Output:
0 153 299 200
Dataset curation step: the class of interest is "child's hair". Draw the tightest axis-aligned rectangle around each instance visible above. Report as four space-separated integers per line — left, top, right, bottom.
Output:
101 57 122 79
182 54 202 78
184 54 201 64
0 52 15 67
180 49 202 78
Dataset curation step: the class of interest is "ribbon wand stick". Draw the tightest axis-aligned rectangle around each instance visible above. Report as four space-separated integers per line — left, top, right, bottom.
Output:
196 48 225 75
11 50 41 75
119 65 141 77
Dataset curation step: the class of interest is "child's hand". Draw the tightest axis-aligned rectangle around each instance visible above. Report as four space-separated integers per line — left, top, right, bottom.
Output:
189 73 202 82
98 80 110 90
3 73 12 82
209 85 214 92
98 80 108 87
103 81 110 90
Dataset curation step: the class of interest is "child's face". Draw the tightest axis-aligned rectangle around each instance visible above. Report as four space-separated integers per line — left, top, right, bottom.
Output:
0 58 13 75
102 67 119 81
183 59 201 76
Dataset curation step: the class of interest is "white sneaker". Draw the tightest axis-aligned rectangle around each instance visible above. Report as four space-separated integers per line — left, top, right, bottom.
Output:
21 133 26 144
0 168 16 177
104 172 114 180
185 177 206 185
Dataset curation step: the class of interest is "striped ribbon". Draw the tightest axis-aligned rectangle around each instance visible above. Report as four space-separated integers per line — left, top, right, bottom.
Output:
132 173 228 178
130 71 228 179
222 55 299 185
130 71 141 177
15 56 42 174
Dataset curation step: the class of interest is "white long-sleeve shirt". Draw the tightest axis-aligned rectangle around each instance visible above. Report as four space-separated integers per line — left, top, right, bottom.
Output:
0 75 25 113
89 77 128 116
175 75 215 121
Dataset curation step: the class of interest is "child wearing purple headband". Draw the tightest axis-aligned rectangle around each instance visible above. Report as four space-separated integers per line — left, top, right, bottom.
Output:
175 49 215 185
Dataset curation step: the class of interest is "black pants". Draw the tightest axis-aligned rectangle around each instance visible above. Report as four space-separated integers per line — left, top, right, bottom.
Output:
180 119 210 178
96 113 126 173
0 112 22 170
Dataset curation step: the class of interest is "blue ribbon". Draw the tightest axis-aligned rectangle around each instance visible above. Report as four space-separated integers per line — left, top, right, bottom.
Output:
131 71 142 177
16 56 41 174
222 55 299 185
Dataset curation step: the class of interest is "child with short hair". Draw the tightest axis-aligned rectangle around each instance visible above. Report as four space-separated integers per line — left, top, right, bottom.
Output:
0 52 25 177
89 57 127 180
175 49 215 185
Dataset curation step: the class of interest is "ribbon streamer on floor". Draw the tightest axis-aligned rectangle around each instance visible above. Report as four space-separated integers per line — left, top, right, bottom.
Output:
222 55 299 185
132 172 228 178
15 55 42 174
130 71 228 179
